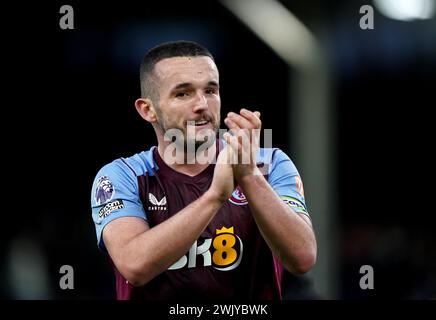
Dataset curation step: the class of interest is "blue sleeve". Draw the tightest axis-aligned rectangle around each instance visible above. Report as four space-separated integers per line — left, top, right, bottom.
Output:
268 149 309 217
90 159 147 251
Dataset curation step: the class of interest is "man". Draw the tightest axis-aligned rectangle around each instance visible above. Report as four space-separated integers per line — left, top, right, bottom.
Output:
91 41 316 300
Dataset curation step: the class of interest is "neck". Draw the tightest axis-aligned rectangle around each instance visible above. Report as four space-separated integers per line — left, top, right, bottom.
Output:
157 141 217 177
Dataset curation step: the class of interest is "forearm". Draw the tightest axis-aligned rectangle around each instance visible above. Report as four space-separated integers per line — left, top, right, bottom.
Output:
124 191 223 286
238 173 317 274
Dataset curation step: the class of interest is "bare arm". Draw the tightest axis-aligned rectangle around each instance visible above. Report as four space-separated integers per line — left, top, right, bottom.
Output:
103 146 235 287
103 191 223 286
224 109 317 274
238 172 316 274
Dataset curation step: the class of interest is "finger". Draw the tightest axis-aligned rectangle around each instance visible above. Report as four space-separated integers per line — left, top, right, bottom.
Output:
223 132 239 164
223 131 232 144
220 133 232 164
224 132 239 149
240 109 261 128
224 117 241 134
227 112 253 129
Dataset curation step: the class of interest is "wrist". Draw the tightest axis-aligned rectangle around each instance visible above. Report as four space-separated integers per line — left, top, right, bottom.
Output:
204 189 228 207
235 167 263 185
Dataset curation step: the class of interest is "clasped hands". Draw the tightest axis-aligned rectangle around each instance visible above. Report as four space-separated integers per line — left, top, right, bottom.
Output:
222 108 262 182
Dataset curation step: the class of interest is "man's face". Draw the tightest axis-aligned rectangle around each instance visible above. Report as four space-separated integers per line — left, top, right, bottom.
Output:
152 56 221 148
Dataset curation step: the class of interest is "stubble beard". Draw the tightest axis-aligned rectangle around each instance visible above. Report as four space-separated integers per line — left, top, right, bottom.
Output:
156 110 220 153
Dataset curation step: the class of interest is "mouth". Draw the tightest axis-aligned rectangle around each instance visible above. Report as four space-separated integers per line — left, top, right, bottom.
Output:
186 119 211 127
194 120 209 126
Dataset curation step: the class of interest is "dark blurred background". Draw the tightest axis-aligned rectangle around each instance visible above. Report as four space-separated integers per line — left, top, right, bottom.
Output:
3 0 435 299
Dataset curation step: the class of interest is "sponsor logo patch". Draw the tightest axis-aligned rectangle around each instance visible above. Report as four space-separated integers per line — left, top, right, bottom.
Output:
97 199 124 223
94 176 115 205
148 193 167 211
168 226 243 272
281 196 308 214
229 186 248 206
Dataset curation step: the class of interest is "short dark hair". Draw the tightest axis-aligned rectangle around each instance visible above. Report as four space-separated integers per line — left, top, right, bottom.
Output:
139 40 215 101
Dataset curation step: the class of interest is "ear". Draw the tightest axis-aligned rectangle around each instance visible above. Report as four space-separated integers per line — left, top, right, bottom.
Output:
135 98 157 123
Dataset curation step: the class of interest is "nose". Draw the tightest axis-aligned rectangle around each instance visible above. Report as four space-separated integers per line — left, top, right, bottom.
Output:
192 91 208 113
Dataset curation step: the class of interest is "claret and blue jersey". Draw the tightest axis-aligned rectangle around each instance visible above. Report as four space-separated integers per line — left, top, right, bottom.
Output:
91 140 309 300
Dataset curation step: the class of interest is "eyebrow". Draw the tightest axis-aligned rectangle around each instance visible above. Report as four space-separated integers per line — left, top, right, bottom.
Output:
171 81 220 91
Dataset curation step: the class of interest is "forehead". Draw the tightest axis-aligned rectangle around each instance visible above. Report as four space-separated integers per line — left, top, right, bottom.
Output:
154 56 219 88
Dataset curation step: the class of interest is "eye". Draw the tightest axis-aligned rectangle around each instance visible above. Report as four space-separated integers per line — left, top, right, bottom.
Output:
205 87 218 95
175 92 189 98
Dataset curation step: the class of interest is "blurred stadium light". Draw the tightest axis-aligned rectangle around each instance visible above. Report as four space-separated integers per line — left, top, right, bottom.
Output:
374 0 435 21
220 0 338 299
220 0 320 71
